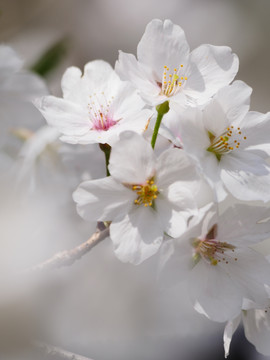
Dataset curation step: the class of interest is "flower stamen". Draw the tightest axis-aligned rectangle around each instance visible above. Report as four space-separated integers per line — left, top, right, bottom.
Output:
207 126 247 161
88 92 118 131
192 224 237 266
160 65 187 97
132 178 159 207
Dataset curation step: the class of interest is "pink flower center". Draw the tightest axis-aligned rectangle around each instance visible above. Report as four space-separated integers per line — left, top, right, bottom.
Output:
88 92 118 131
92 114 117 131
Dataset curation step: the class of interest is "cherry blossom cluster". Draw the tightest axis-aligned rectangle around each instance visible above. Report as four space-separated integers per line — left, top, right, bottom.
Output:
2 19 270 357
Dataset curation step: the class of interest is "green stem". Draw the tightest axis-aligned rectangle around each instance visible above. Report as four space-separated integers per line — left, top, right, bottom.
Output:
151 101 170 149
99 143 111 176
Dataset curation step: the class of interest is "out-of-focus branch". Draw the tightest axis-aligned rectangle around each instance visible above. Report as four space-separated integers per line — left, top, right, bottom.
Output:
27 226 110 272
34 341 93 360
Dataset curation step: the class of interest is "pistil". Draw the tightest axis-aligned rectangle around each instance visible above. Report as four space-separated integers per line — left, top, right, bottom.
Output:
88 92 118 131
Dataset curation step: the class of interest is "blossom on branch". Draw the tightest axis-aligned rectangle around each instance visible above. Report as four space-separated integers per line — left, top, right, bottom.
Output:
73 131 208 264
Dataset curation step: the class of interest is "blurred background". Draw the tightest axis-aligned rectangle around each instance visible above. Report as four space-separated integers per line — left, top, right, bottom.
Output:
1 1 270 359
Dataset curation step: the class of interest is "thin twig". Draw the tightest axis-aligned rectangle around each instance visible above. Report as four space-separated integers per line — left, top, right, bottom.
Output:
34 341 94 360
27 226 110 272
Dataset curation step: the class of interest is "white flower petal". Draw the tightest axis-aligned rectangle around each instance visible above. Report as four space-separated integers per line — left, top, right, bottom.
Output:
159 109 183 147
115 51 160 105
137 19 190 80
186 44 239 104
243 307 270 356
61 66 82 99
73 177 135 222
174 107 209 159
158 238 192 288
35 96 90 136
190 260 243 322
84 60 117 89
156 148 199 188
60 131 104 145
110 206 163 264
155 197 193 238
112 82 146 119
220 150 270 202
220 247 270 307
202 98 230 137
109 131 156 184
240 111 270 157
219 204 270 245
201 81 251 138
213 81 252 124
223 315 241 358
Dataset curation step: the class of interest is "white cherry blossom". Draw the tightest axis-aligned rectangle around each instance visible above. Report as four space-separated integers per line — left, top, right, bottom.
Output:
14 126 106 194
115 19 238 108
73 131 207 265
161 80 270 201
35 60 151 146
159 204 270 322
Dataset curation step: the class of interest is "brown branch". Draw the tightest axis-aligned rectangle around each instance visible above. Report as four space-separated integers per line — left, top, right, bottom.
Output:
27 226 110 272
34 341 94 360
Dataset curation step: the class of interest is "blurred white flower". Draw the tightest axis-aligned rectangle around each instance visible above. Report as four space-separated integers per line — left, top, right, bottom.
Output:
0 45 47 154
35 60 152 146
116 19 238 108
14 125 106 195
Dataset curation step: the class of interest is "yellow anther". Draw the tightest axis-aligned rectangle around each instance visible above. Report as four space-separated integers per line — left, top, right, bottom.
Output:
132 178 159 207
